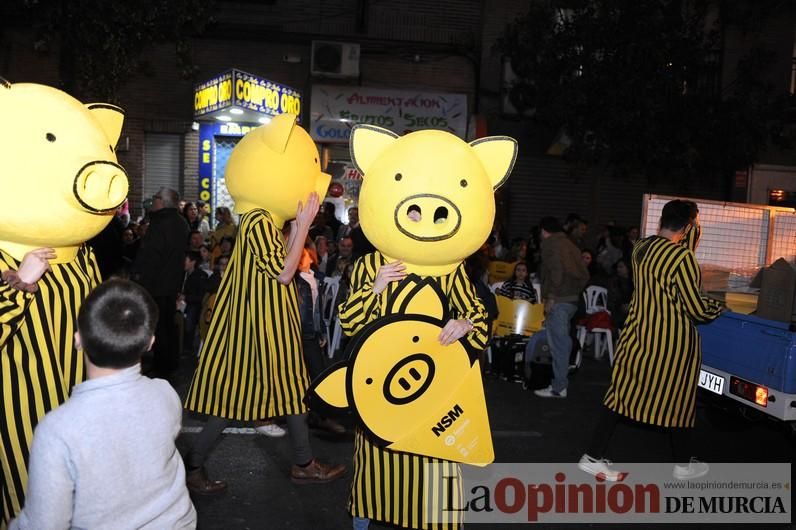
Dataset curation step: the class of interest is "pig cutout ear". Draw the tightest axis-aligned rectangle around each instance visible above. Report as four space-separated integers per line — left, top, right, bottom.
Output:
385 275 447 321
86 103 125 146
258 113 296 153
469 136 518 190
310 364 350 409
350 124 399 176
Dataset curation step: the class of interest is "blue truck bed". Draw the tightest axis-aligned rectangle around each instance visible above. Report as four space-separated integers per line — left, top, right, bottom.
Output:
699 311 796 422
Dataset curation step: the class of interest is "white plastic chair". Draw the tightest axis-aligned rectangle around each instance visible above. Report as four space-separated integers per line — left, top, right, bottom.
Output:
328 317 343 359
576 285 614 365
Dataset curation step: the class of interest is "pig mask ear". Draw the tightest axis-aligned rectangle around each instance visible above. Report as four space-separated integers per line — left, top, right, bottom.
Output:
258 113 296 153
349 124 399 176
469 136 518 190
85 103 125 147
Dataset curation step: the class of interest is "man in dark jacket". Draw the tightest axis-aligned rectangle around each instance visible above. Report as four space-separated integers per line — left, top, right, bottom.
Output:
133 187 190 376
536 216 589 398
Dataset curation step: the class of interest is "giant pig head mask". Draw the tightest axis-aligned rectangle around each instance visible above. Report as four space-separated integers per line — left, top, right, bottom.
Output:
350 125 517 276
0 80 129 263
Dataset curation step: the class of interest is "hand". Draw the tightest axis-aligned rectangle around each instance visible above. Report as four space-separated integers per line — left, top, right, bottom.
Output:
372 260 406 294
438 319 472 346
17 248 55 284
543 298 555 315
295 192 320 232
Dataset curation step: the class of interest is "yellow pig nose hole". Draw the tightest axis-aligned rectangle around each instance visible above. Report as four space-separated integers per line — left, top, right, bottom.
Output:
383 353 435 405
433 207 448 224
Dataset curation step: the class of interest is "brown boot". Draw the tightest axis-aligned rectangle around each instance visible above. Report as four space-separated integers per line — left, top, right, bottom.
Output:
186 466 227 495
290 458 346 484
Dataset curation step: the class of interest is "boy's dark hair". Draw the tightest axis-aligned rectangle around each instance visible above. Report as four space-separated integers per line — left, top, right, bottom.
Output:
539 216 563 234
185 250 201 265
77 279 159 368
660 200 697 232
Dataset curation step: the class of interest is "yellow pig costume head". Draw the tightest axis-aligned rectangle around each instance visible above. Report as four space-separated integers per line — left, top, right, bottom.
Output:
0 80 129 263
350 125 517 276
225 113 331 228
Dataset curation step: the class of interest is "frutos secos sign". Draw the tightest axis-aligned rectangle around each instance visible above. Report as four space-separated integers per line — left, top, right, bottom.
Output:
310 85 468 142
194 69 301 118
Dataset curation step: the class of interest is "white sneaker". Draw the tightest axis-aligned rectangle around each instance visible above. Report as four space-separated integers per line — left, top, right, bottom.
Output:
534 385 567 398
673 459 709 480
254 423 287 438
578 454 626 482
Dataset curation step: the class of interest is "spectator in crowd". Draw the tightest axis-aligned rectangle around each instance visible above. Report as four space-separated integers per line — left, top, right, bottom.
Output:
565 213 588 249
596 226 626 274
624 225 640 261
496 261 538 303
321 201 341 237
210 207 237 248
132 187 190 378
309 210 334 242
327 236 353 277
195 200 211 240
205 255 229 295
579 200 722 482
8 280 196 530
179 250 208 357
211 236 234 267
188 230 204 252
87 212 126 279
198 244 212 276
314 235 331 274
121 226 140 264
183 202 209 241
535 216 589 399
136 218 150 239
607 258 634 328
335 206 357 241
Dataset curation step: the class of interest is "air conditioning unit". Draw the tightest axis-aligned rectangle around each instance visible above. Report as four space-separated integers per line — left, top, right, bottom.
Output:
311 41 360 78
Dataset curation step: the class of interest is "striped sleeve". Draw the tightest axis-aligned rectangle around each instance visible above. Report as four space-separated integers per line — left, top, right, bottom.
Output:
447 263 488 350
246 215 286 279
672 250 722 323
339 255 381 337
0 258 34 350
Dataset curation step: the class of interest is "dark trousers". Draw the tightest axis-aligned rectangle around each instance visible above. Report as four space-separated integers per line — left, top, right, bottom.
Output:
587 406 694 463
153 295 179 373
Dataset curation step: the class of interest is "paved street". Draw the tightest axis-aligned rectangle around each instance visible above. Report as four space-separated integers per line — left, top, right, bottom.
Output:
172 351 794 530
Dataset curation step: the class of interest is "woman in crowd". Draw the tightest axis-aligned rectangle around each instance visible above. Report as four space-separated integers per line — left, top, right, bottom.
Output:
495 261 538 303
210 207 237 248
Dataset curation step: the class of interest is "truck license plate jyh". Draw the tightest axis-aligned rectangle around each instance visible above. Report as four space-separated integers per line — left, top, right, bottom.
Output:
698 369 724 395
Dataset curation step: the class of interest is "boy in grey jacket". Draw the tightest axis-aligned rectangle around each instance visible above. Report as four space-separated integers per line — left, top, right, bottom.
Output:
10 279 196 530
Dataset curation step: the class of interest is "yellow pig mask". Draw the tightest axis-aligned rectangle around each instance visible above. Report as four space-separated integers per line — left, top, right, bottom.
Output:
0 81 129 263
225 113 331 228
350 125 517 276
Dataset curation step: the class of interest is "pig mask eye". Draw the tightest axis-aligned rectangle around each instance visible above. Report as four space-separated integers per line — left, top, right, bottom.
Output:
46 133 56 142
460 179 468 188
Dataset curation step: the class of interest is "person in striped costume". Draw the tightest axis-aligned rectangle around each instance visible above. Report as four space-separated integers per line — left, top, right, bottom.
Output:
0 80 128 524
579 199 723 482
183 114 345 493
339 124 517 529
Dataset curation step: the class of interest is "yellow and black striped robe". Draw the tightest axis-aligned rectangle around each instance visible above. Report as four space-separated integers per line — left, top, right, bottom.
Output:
603 227 722 428
339 252 488 530
0 245 100 524
186 209 309 420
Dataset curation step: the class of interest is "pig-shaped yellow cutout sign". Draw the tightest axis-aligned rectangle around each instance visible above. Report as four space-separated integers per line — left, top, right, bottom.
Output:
350 125 517 276
225 113 331 228
310 276 494 466
0 82 129 263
